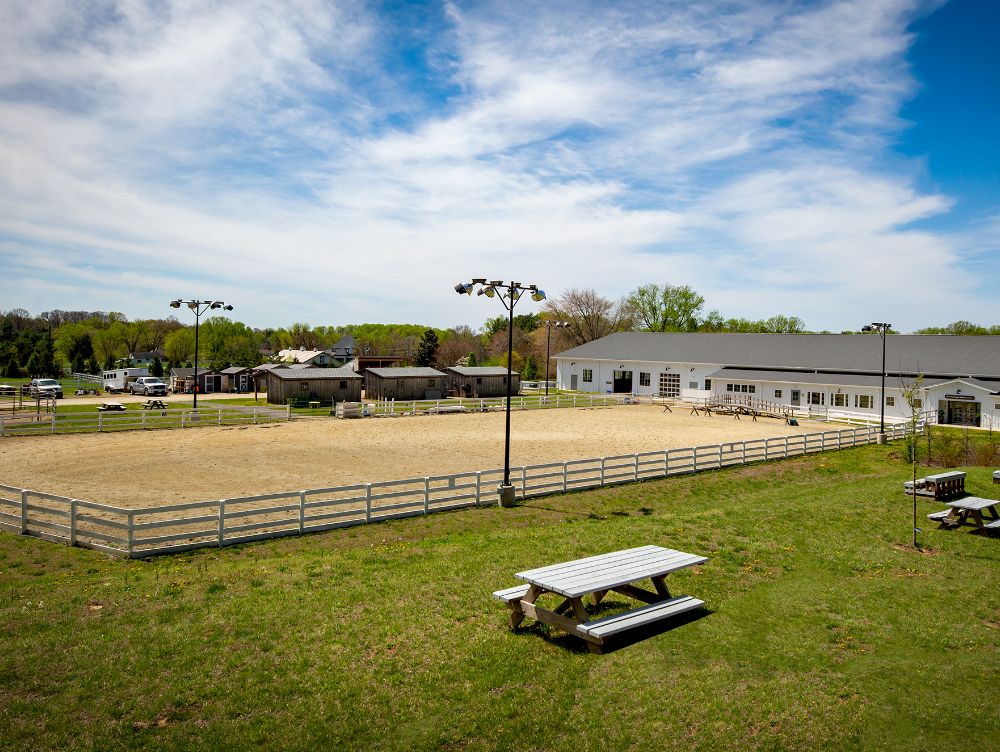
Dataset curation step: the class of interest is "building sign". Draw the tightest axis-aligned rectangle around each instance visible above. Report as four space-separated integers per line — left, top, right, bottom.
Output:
945 393 976 401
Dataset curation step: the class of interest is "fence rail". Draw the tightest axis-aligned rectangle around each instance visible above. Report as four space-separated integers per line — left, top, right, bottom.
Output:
0 405 291 436
0 422 909 558
368 392 635 416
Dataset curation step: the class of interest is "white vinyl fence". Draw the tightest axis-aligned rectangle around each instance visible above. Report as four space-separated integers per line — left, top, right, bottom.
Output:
369 392 633 415
0 423 909 558
0 405 291 436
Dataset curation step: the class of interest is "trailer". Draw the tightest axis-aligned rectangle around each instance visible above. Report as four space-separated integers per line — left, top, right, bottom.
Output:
102 368 149 394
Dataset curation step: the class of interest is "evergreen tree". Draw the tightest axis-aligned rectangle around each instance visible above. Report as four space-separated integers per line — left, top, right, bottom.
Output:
151 357 164 377
522 354 539 380
71 353 86 375
415 329 439 367
85 357 100 376
467 351 478 367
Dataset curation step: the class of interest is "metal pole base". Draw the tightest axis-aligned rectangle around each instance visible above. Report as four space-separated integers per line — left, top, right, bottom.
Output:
877 432 887 445
497 483 516 508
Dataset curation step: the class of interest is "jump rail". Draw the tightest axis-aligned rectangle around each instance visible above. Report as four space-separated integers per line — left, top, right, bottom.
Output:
0 423 908 558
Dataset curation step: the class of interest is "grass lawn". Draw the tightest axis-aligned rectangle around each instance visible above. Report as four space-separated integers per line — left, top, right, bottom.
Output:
1 444 998 751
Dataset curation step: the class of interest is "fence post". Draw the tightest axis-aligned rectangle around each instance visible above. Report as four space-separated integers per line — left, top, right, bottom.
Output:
663 450 669 476
141 411 146 430
20 489 28 533
298 491 306 534
70 499 77 547
741 442 747 464
218 500 225 547
634 453 639 481
475 472 482 505
423 477 430 514
365 484 372 523
127 511 135 557
287 405 292 420
98 412 103 432
694 449 699 472
784 436 789 457
563 461 568 492
600 457 605 487
51 414 56 434
520 466 527 499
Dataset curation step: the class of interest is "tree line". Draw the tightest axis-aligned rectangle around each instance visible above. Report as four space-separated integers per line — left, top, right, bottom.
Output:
2 290 997 380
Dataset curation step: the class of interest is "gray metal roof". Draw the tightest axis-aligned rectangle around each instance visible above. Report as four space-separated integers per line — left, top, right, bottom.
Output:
707 368 1000 392
220 366 247 374
446 367 519 377
557 333 1000 378
267 367 361 381
367 367 446 378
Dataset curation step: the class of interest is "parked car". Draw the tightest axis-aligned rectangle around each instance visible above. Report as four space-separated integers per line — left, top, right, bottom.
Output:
0 383 16 395
29 378 63 399
128 376 168 396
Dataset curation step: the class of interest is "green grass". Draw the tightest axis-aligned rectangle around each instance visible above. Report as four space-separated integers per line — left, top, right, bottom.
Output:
1 445 998 751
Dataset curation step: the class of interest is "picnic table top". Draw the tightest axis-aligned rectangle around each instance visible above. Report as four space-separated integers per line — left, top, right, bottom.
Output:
946 497 999 511
516 545 706 599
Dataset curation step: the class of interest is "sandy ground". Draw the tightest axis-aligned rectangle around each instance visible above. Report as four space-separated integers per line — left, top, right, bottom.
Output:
0 404 832 507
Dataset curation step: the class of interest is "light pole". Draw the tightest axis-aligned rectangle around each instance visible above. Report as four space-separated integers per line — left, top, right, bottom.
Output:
455 279 546 507
169 300 233 409
861 321 891 442
544 320 569 396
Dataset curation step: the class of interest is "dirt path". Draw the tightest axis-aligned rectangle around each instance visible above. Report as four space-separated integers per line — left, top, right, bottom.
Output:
0 405 835 507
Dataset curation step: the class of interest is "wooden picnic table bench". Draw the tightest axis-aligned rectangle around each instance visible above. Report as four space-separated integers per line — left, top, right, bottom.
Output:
141 399 168 410
935 497 1000 532
494 545 707 653
903 471 966 501
96 402 126 412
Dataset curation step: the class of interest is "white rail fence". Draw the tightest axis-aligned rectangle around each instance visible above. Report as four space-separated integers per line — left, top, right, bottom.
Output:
369 392 632 415
0 405 291 436
0 423 908 558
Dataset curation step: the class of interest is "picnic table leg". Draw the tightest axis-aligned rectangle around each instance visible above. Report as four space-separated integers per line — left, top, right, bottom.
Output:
591 589 607 608
511 584 542 630
651 576 672 600
570 598 602 654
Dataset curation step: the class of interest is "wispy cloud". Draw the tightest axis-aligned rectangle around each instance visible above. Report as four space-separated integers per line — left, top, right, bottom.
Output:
1 0 991 331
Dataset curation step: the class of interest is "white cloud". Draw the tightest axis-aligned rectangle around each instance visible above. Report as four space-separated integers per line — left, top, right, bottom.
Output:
0 0 993 331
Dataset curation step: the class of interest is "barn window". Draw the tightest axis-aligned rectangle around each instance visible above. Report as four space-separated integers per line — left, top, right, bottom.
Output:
639 372 650 386
854 394 873 409
428 379 435 387
339 381 347 389
833 393 848 407
885 396 895 406
397 380 404 388
704 379 711 391
582 369 593 383
912 398 922 408
299 381 309 391
476 377 482 384
774 389 782 398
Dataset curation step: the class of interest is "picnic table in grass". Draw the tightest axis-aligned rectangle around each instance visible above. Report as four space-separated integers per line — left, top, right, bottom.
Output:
994 470 1000 485
929 497 1000 532
141 399 168 410
903 471 966 501
494 545 707 653
96 402 126 412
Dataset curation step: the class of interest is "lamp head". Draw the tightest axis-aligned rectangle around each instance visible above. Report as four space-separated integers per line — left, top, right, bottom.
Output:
861 325 873 332
224 305 233 311
531 289 546 302
169 300 181 309
483 286 496 298
454 282 472 295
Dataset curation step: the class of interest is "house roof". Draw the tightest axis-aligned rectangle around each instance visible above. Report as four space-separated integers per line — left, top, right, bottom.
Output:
288 363 314 370
169 368 220 377
556 333 1000 379
221 366 247 374
278 348 328 364
447 367 520 377
266 367 361 381
252 363 282 372
367 367 447 378
331 335 355 352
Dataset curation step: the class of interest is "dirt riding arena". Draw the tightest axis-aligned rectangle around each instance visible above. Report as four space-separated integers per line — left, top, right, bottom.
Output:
0 405 829 508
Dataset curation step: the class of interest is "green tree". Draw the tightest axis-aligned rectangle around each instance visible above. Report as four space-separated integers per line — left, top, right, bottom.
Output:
151 357 164 377
467 351 478 367
415 329 439 367
522 354 539 380
626 283 705 332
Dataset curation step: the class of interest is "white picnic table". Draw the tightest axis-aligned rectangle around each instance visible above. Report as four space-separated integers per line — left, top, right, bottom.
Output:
938 497 1000 531
494 545 707 653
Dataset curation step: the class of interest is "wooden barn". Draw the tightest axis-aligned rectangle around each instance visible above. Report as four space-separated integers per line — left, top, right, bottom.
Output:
364 367 447 401
264 367 362 405
446 366 520 398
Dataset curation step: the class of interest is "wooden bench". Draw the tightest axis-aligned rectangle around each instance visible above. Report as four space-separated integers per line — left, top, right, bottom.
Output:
493 584 530 604
984 519 1000 531
577 595 705 640
904 471 966 501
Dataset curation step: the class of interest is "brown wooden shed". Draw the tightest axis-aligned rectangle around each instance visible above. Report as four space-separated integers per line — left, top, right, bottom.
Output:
445 366 520 398
364 367 447 401
264 367 362 405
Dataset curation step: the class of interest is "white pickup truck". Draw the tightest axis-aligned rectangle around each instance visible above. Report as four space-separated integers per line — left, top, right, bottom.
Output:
128 377 168 396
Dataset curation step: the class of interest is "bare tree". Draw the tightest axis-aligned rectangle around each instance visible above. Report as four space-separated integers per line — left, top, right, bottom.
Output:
544 288 633 346
901 374 926 549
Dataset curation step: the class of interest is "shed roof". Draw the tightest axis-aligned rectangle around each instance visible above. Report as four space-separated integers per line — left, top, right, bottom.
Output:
267 367 361 381
557 333 1000 378
221 366 247 374
367 367 447 378
446 366 520 377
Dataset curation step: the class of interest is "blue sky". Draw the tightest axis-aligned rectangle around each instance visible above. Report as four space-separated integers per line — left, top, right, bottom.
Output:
1 0 997 332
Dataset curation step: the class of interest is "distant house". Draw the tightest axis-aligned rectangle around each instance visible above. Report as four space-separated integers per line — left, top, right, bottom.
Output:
278 348 338 366
446 366 520 398
346 354 401 373
119 351 163 367
364 367 447 401
264 367 362 405
169 367 223 394
220 366 251 392
330 335 355 364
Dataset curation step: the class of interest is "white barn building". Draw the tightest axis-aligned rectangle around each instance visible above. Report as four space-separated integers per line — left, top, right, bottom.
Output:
555 333 1000 428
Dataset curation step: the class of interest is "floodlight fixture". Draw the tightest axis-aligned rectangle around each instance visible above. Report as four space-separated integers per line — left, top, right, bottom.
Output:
168 298 234 409
169 300 181 309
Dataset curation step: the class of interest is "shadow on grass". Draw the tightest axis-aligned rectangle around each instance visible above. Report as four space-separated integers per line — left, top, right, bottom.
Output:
510 604 712 655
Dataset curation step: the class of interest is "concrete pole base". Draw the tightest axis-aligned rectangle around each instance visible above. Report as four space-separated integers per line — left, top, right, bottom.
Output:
497 483 517 508
877 432 887 445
